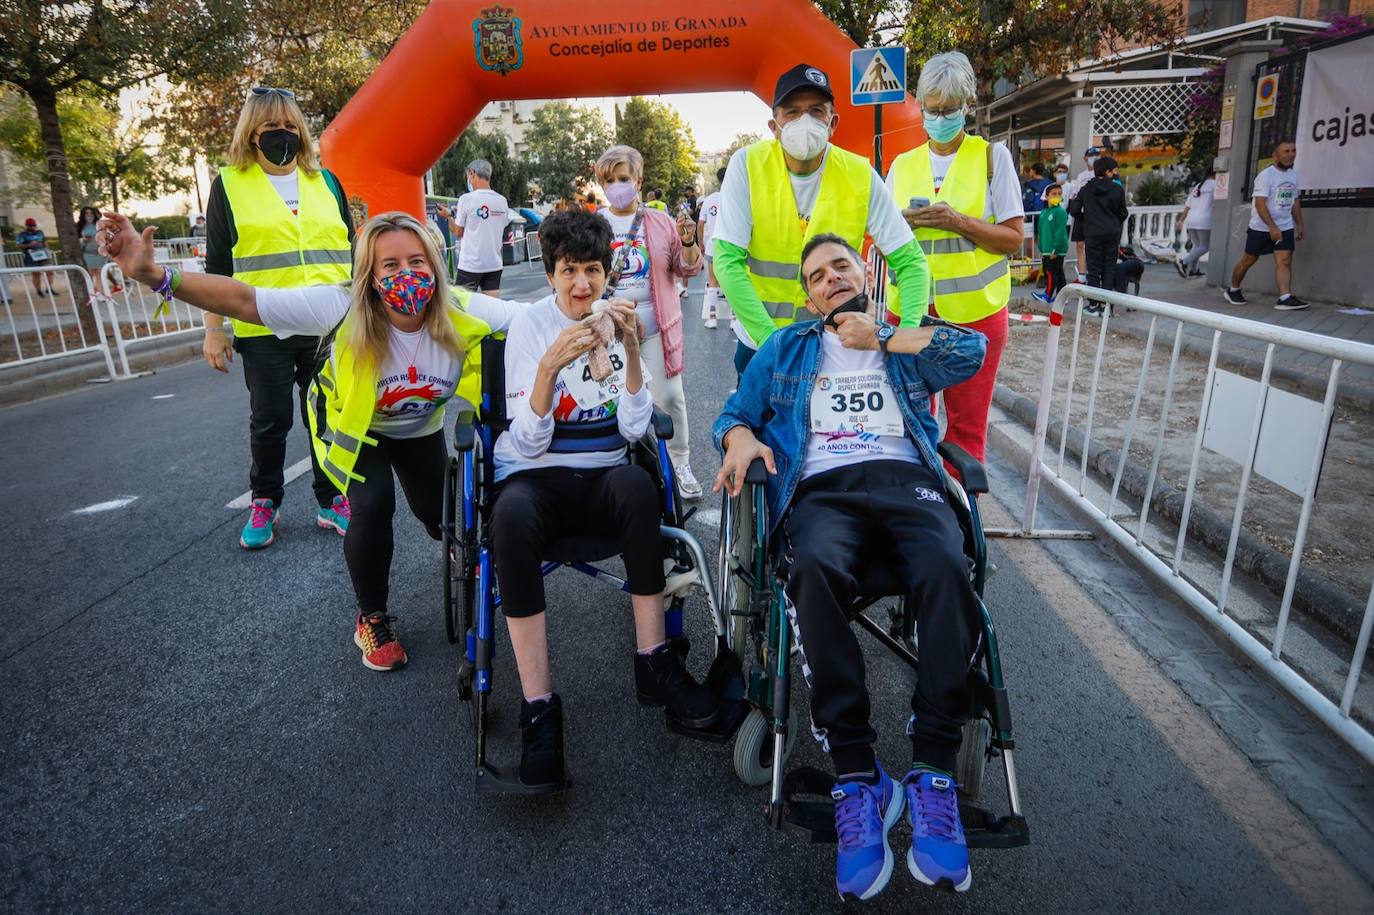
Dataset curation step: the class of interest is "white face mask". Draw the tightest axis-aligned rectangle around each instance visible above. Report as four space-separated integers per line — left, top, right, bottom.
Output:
779 115 831 161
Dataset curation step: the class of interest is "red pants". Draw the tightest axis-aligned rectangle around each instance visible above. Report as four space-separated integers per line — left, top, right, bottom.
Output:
929 305 1009 465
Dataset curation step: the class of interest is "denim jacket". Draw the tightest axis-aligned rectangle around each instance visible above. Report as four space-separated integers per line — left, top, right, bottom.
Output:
712 317 987 534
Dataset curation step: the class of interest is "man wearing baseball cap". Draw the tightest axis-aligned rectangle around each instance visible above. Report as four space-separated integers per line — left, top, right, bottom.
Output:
711 63 930 375
17 217 58 296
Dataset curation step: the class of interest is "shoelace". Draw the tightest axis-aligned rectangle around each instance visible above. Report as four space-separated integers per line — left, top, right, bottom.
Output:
361 613 398 648
911 777 960 840
249 500 274 529
524 704 561 754
834 785 879 849
333 497 351 520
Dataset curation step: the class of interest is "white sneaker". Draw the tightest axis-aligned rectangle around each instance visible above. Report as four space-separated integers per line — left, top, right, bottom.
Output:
674 462 704 500
704 318 718 328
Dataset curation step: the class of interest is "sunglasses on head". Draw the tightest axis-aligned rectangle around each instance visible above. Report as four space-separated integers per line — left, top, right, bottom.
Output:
250 86 295 99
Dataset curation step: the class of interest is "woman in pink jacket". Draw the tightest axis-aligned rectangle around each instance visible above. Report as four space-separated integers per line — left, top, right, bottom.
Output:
594 145 705 498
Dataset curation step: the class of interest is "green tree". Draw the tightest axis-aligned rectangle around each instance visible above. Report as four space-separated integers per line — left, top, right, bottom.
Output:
432 127 533 204
523 101 613 202
614 97 699 202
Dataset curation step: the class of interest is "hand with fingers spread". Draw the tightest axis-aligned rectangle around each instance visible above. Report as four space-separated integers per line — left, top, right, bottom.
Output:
97 213 161 287
713 426 777 498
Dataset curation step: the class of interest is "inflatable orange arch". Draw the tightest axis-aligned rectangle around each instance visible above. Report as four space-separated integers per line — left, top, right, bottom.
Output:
320 0 926 218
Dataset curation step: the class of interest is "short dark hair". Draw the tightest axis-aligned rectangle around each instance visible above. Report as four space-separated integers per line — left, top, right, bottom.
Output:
539 208 613 277
1274 138 1295 150
1031 162 1046 176
799 233 863 289
716 166 727 183
1093 156 1119 177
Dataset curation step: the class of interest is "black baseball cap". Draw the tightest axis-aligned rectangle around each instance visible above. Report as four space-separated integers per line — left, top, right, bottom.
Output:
772 64 835 109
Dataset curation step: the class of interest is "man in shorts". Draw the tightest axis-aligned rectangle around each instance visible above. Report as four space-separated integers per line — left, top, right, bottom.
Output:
440 158 509 293
1225 140 1306 310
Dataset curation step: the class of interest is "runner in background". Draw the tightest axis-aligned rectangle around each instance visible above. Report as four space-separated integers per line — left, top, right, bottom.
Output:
16 218 58 295
1225 141 1306 310
697 166 733 329
439 159 509 295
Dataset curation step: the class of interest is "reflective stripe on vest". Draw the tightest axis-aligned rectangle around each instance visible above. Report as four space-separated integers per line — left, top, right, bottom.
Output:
886 135 1010 324
743 139 870 328
219 165 352 339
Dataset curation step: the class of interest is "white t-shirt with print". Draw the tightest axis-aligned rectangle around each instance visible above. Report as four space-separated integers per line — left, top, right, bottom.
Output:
455 188 510 273
266 170 300 215
253 285 520 439
1184 178 1215 230
886 141 1024 225
700 191 722 249
1249 166 1300 232
600 209 657 337
801 333 920 479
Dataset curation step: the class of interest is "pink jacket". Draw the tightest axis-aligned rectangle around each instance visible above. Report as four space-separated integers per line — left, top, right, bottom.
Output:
637 207 702 378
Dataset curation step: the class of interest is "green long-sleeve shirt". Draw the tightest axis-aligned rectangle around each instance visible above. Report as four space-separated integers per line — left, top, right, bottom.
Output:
1036 204 1069 257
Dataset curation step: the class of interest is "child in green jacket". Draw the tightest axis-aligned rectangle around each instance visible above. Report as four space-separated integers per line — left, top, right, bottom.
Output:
1035 185 1070 303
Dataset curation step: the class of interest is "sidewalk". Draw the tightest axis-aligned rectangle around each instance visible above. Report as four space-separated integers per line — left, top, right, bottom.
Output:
1015 264 1374 412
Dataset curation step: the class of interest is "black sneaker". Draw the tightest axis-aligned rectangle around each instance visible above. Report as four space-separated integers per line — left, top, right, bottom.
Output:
1223 288 1247 305
634 645 719 727
1274 295 1309 311
519 694 565 788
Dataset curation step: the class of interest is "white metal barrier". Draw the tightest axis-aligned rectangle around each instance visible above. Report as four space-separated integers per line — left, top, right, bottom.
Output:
0 264 115 379
1123 205 1185 259
1014 283 1374 765
98 261 207 378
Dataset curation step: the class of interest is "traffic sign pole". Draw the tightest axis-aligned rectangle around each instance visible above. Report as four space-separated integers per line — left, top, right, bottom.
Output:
874 105 883 174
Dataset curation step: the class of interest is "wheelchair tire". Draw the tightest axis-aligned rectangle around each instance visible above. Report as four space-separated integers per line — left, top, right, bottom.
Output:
442 457 474 647
957 717 992 800
732 706 799 788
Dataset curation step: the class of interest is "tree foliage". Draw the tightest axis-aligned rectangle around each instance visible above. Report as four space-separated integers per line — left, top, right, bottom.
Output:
614 97 700 201
523 101 614 203
432 127 534 204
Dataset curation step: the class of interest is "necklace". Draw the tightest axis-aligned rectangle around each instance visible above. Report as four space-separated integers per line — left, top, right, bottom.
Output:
402 326 426 383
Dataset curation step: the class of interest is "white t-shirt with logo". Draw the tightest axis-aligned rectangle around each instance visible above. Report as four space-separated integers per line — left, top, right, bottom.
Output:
1249 166 1300 232
801 332 920 479
455 188 510 273
266 170 300 215
700 191 722 250
253 285 520 439
600 209 657 338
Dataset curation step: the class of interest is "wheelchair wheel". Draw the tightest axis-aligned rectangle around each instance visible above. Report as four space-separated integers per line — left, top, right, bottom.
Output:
442 456 474 646
956 716 992 800
718 487 757 666
732 705 799 787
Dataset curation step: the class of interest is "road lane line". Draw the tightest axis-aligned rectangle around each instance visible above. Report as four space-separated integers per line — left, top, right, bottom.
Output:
981 498 1374 908
225 457 312 509
72 496 139 515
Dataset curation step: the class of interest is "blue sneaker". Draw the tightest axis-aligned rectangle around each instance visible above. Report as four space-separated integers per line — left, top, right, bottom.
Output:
904 767 971 892
1032 291 1053 304
316 494 350 535
832 765 905 901
239 498 277 550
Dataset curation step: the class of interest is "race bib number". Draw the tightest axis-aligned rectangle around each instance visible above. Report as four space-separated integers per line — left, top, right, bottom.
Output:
28 247 50 262
810 369 904 437
558 340 628 411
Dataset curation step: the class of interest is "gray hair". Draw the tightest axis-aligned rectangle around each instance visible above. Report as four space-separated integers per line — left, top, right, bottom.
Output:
467 159 493 180
916 51 977 106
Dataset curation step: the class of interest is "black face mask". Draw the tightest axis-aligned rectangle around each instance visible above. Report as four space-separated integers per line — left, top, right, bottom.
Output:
822 291 868 329
255 129 301 167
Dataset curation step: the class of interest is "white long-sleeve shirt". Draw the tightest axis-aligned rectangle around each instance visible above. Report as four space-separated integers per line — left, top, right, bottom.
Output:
494 294 653 481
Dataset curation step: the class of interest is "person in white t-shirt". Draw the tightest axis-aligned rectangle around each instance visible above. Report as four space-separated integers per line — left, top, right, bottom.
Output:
1175 168 1216 278
439 158 510 293
1225 140 1307 310
696 165 734 329
99 209 520 674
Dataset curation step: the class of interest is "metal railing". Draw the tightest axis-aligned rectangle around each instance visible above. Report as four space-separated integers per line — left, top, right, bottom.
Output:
98 260 208 378
1124 204 1185 259
1013 283 1374 765
0 264 115 379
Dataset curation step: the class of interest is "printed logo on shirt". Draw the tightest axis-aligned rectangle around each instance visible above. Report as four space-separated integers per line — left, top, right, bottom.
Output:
375 371 455 417
552 383 618 423
610 235 649 282
477 204 491 219
913 486 944 503
815 429 887 457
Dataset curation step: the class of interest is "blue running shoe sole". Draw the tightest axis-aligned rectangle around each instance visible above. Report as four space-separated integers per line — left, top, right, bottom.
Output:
317 512 346 535
839 785 906 902
239 533 274 549
907 847 972 893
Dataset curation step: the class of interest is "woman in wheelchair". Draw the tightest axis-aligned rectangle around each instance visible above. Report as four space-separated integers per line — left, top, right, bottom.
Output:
712 234 988 898
490 209 717 790
97 210 519 671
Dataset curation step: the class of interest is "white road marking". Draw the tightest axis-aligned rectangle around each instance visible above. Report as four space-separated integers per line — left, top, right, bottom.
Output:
225 457 312 509
152 394 175 400
72 496 139 515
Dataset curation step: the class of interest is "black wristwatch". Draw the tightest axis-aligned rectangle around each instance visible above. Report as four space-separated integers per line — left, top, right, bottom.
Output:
876 323 895 354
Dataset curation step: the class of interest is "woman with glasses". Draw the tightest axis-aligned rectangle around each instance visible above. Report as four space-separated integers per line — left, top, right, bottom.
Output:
203 86 356 549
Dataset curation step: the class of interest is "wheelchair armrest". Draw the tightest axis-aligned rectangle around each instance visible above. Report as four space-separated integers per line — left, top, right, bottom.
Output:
938 440 988 494
453 410 477 452
745 457 769 485
652 410 674 442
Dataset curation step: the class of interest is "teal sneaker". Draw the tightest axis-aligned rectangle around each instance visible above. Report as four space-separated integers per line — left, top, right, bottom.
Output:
316 495 350 536
239 498 277 550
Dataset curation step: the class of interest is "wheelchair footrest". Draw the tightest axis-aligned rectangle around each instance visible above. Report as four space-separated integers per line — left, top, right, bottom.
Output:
665 699 749 744
664 645 750 744
475 762 570 797
961 805 1031 849
776 766 839 844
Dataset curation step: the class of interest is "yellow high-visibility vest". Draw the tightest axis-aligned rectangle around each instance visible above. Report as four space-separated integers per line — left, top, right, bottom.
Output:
219 165 352 338
306 288 491 493
886 135 1009 324
743 139 870 332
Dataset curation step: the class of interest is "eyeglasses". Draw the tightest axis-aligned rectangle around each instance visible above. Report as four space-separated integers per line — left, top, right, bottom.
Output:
250 86 295 99
923 104 964 119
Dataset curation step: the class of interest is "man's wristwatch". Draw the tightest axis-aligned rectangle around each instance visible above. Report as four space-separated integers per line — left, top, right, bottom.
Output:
876 323 895 354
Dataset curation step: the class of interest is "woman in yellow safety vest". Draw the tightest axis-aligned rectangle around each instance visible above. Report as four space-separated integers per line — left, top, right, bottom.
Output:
886 51 1026 465
202 87 356 551
99 210 519 672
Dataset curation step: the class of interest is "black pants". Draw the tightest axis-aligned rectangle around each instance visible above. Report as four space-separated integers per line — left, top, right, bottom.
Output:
1113 258 1144 293
490 464 666 618
1084 235 1119 291
235 334 337 509
778 460 981 775
344 431 446 613
1041 254 1066 299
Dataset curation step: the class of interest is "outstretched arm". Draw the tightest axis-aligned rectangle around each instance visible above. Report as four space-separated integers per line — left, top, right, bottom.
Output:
99 213 262 325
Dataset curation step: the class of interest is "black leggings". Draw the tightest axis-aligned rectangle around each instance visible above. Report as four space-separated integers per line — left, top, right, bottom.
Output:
490 464 666 618
344 430 446 613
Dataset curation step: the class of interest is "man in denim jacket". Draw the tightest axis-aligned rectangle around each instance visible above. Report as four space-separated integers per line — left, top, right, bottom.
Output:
712 234 987 900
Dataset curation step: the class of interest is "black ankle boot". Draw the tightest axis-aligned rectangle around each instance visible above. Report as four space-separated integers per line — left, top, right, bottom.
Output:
634 646 719 728
519 694 564 787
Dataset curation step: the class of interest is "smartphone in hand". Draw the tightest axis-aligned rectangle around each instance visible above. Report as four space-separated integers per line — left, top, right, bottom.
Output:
909 196 931 209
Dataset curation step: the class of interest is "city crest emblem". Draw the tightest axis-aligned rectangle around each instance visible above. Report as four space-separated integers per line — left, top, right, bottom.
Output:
472 6 523 75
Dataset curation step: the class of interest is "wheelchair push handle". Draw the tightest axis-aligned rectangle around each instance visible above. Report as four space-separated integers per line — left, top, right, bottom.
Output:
452 410 477 452
937 441 988 495
744 457 770 486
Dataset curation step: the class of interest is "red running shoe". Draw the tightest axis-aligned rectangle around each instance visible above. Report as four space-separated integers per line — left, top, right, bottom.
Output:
354 612 408 671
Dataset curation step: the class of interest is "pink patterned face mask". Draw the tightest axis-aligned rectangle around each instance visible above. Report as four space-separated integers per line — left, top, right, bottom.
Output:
376 269 435 316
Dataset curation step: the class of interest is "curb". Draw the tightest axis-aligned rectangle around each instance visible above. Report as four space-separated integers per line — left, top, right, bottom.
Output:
0 335 202 408
992 382 1367 651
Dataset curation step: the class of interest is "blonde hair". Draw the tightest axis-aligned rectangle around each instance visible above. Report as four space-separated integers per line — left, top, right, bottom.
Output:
227 90 321 175
595 145 644 185
345 211 465 372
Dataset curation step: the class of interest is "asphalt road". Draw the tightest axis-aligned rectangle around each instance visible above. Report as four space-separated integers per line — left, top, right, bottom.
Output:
2 264 1369 912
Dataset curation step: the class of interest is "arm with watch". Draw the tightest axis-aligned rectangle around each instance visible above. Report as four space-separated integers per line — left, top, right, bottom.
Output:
831 309 987 392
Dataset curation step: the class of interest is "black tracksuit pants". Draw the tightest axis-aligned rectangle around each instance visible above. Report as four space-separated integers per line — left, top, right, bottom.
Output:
1084 234 1119 291
777 459 981 776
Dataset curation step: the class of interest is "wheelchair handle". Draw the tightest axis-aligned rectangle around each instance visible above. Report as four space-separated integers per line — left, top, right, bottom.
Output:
744 457 769 485
453 410 477 452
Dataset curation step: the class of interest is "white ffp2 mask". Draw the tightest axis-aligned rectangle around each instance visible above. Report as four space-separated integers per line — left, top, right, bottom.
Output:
779 115 830 161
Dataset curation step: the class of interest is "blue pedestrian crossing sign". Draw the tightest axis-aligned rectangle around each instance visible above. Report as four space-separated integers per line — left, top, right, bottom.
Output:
851 47 907 106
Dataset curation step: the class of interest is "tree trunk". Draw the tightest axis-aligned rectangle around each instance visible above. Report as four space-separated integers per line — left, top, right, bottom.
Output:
31 86 103 348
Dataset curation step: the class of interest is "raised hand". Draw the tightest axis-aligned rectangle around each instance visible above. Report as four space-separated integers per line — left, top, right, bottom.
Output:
97 213 160 286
